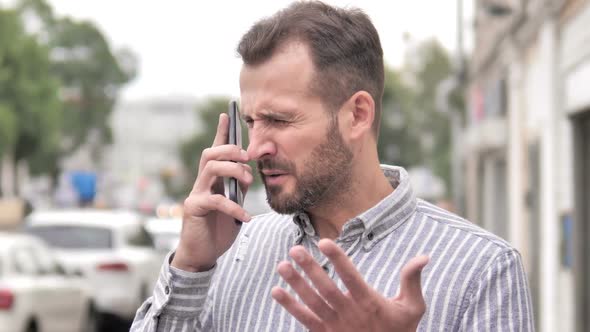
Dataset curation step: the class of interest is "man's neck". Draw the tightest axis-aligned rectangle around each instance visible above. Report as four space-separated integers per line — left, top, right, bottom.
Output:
307 163 394 239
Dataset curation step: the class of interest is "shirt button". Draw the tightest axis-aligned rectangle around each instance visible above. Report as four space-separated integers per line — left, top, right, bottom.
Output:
367 232 374 241
164 286 170 295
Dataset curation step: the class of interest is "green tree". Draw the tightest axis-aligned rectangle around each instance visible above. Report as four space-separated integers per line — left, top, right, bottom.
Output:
0 8 62 195
379 39 458 198
0 0 137 197
378 66 424 168
409 39 455 195
49 18 136 155
17 0 137 158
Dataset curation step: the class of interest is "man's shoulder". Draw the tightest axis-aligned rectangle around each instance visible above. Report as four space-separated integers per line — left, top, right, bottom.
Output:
414 199 515 254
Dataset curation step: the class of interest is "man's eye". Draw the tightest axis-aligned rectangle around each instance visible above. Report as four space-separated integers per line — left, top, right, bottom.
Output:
268 118 288 126
245 119 254 128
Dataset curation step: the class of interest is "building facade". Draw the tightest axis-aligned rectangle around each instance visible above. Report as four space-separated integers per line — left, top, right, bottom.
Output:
561 0 590 329
465 0 590 330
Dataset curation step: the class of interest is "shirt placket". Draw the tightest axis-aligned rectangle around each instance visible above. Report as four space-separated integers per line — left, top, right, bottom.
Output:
300 236 364 281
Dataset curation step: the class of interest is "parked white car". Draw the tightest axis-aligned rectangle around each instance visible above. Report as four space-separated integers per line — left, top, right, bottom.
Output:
0 232 95 332
25 210 163 322
145 217 182 253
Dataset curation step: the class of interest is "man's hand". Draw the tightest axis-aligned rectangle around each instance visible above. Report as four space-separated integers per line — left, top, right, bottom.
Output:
172 113 253 272
271 239 429 332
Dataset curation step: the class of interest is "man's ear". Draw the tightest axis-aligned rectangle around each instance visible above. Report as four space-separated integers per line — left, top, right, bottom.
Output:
342 91 375 140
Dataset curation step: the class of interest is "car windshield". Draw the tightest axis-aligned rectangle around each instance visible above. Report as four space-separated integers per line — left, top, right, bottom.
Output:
28 225 113 249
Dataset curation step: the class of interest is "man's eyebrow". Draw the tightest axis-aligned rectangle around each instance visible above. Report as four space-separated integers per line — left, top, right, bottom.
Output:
261 110 295 120
240 109 296 121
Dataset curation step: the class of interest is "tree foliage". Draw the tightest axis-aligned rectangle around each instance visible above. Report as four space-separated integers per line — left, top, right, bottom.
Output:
378 39 458 196
378 67 423 168
20 0 139 155
0 8 62 177
1 0 137 185
48 17 136 153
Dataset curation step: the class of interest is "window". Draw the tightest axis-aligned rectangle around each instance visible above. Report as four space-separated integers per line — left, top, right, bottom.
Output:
28 225 113 249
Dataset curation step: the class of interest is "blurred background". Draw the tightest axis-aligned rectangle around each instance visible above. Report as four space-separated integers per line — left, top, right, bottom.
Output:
0 0 588 331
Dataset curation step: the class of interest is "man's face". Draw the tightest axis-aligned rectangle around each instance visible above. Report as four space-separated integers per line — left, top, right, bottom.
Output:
239 41 354 214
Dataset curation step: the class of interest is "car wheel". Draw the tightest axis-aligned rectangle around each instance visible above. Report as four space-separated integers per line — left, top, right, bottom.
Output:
81 305 99 332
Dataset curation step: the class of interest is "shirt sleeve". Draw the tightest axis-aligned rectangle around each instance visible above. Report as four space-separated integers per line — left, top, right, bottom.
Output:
130 252 216 332
459 249 535 331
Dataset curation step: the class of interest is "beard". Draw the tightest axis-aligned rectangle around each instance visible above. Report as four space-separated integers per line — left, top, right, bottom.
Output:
257 117 354 214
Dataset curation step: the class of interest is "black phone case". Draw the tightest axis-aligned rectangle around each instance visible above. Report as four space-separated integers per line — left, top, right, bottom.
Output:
228 100 243 224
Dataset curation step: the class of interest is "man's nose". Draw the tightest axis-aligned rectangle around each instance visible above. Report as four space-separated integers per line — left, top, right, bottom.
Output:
246 129 277 160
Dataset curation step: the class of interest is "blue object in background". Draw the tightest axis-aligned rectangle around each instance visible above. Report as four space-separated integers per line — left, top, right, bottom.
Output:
561 214 573 269
70 171 97 205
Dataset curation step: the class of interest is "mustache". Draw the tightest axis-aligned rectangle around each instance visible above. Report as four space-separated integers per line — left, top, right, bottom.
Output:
257 158 295 173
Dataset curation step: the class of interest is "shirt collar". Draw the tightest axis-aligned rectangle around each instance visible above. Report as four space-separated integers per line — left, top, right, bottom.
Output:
292 165 417 244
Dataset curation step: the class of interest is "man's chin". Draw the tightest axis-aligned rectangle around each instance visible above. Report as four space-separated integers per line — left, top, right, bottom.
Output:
266 191 301 215
269 205 300 215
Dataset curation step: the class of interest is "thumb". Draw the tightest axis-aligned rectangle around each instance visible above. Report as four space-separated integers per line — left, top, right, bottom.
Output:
397 255 429 304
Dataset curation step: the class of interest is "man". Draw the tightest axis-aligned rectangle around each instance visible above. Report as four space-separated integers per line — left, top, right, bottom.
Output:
132 2 533 331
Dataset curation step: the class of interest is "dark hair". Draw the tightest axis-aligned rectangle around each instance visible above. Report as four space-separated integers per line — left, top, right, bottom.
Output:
237 1 384 137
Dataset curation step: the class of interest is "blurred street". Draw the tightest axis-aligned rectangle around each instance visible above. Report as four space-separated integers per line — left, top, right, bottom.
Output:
1 0 590 331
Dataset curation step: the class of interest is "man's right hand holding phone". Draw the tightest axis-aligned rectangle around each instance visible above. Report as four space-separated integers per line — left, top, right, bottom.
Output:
171 113 252 273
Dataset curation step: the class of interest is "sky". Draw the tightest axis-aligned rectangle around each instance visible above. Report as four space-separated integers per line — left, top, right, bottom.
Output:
6 0 474 101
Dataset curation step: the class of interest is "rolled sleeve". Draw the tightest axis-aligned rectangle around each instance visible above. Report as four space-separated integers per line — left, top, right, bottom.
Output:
459 249 535 331
130 251 216 332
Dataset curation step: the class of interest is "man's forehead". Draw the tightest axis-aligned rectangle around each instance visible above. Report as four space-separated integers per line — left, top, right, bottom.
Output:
238 40 319 118
239 97 301 117
239 42 314 87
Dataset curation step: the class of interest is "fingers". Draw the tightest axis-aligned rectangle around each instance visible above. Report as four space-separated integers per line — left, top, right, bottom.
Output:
397 255 429 305
194 144 251 196
198 145 249 176
212 113 229 147
318 239 373 304
276 261 337 322
289 246 350 311
186 193 251 223
271 287 324 332
194 160 253 193
185 114 253 223
196 136 251 197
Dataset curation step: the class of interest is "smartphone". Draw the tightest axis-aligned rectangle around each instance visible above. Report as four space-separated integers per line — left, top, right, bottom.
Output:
228 100 244 223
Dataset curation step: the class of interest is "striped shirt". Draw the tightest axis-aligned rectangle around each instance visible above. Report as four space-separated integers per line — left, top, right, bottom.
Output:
131 165 534 331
